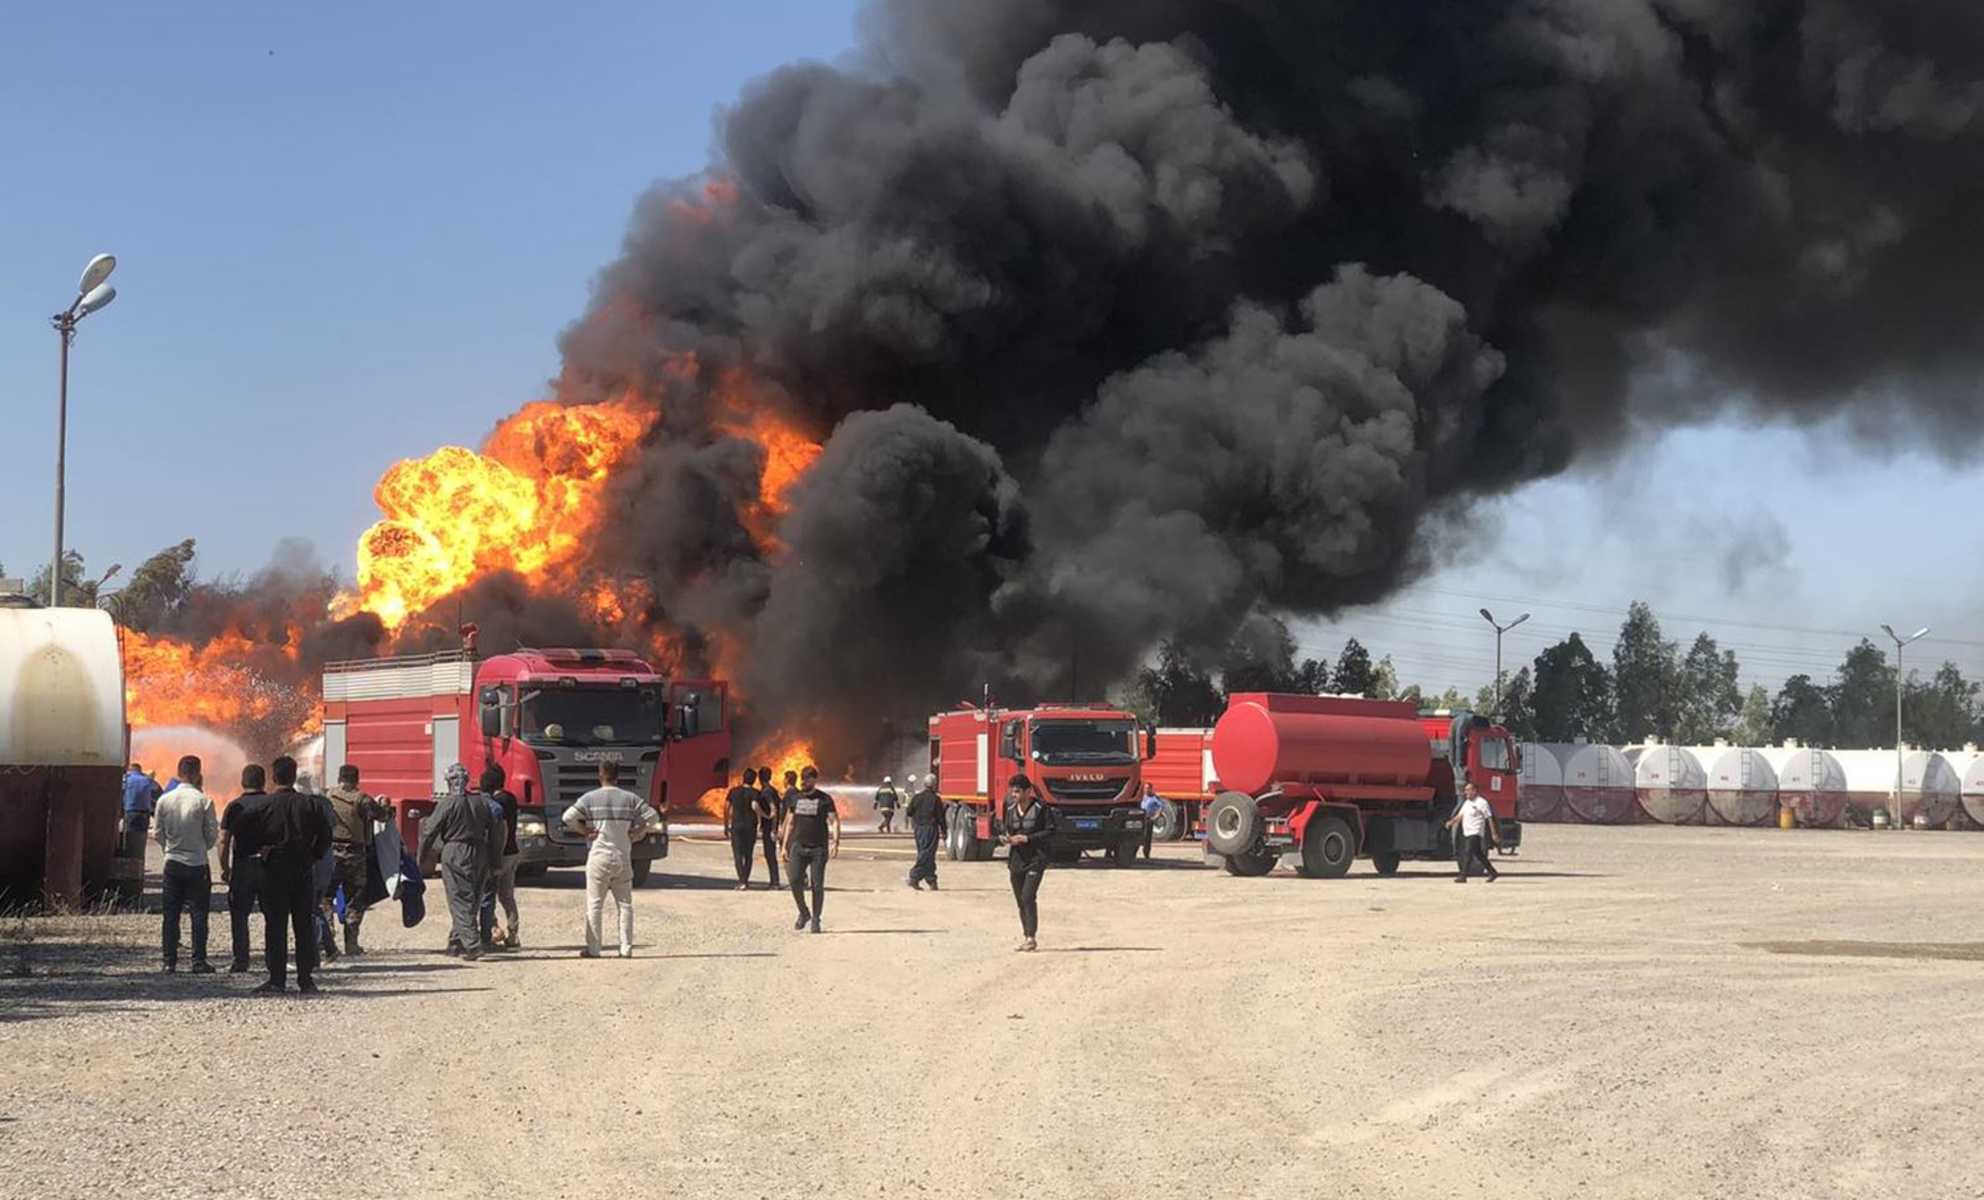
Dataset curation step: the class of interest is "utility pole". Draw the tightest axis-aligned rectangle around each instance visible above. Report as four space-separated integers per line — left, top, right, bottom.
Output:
1479 608 1530 717
49 254 120 607
1880 624 1929 829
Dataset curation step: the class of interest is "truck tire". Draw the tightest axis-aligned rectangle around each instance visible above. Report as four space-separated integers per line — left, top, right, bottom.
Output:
1205 792 1261 858
1109 837 1140 868
945 807 965 861
1151 799 1183 842
631 859 653 887
1372 851 1401 876
1299 814 1356 879
1221 848 1277 877
955 808 981 862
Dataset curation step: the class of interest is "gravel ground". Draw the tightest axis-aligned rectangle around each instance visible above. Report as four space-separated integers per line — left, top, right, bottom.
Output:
3 824 1982 1200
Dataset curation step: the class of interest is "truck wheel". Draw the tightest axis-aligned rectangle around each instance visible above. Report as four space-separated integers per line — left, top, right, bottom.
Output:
955 809 981 862
1299 815 1355 879
1221 849 1277 877
1205 792 1261 858
944 808 963 861
1372 852 1401 876
1150 799 1183 842
631 860 653 887
1109 838 1140 868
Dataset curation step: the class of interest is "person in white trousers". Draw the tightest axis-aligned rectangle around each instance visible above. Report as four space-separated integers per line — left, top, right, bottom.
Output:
561 761 662 958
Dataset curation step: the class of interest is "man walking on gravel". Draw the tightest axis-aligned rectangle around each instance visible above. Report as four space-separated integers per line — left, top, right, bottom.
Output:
780 766 839 933
153 754 218 974
1446 782 1500 883
420 763 504 959
755 765 782 890
905 774 942 891
563 760 662 958
1003 776 1058 952
326 764 392 956
479 765 522 950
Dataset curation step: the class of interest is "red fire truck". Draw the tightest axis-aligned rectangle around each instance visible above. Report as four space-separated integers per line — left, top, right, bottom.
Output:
323 645 730 885
929 702 1156 867
1202 693 1520 877
1142 727 1216 841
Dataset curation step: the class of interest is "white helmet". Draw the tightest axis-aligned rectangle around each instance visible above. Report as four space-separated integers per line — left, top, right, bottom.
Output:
883 775 893 783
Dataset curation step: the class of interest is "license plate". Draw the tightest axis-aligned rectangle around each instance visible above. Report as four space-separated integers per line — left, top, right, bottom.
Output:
1074 819 1099 831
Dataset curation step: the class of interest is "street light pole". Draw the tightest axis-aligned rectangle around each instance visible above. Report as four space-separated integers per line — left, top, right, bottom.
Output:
48 254 119 608
1879 623 1930 829
1479 608 1531 717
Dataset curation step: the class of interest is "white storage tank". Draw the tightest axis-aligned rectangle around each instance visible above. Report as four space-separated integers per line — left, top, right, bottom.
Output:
1761 744 1848 827
1633 743 1707 824
1950 748 1984 828
1561 743 1635 824
1517 743 1569 822
1694 744 1779 826
1834 749 1960 826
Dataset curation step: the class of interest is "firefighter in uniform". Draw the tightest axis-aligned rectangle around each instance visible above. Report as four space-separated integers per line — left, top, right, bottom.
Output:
873 776 900 834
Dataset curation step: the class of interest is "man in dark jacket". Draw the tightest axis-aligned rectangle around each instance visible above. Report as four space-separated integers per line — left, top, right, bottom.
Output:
217 764 269 973
726 768 761 890
1002 776 1058 953
478 765 522 950
419 763 504 959
326 764 392 956
234 755 333 994
905 777 943 891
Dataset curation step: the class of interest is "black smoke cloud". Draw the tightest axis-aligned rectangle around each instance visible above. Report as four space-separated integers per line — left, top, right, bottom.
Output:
522 0 1984 756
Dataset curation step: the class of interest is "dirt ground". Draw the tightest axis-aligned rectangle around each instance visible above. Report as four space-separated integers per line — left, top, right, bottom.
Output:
2 823 1981 1200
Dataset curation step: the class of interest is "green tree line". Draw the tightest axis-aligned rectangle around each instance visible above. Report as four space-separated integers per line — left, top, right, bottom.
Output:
1123 605 1979 750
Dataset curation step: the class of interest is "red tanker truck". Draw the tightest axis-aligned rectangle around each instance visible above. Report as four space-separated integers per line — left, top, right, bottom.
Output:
930 701 1156 867
1202 693 1520 877
323 645 730 885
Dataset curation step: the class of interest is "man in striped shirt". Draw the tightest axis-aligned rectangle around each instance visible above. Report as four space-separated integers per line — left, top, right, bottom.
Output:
562 760 662 959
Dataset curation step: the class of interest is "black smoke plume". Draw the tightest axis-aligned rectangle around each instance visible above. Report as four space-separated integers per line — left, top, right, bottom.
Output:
183 2 1984 763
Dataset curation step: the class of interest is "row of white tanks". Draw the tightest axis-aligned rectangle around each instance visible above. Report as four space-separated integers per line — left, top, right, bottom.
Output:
1518 741 1984 828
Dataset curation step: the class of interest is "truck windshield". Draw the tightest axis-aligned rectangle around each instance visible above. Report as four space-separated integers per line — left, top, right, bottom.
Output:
1030 720 1138 765
522 686 664 746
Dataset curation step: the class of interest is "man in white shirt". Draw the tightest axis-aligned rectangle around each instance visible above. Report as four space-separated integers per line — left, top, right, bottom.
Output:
1444 782 1500 883
562 760 662 959
152 754 220 972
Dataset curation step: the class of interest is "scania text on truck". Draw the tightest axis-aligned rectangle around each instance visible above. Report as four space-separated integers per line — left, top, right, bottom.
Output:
323 645 730 885
1202 693 1521 877
929 702 1156 867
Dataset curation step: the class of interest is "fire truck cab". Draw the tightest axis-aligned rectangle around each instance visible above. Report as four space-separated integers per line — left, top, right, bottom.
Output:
929 702 1156 868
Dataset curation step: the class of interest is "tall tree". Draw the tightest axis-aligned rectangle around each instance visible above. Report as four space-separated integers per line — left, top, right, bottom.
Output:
1611 601 1678 741
1495 666 1538 741
1530 635 1614 742
1732 684 1773 745
103 539 199 632
1902 662 1977 750
1828 640 1894 748
27 551 90 607
1131 640 1223 727
1769 674 1832 746
1673 632 1742 743
1369 655 1399 700
1331 637 1376 697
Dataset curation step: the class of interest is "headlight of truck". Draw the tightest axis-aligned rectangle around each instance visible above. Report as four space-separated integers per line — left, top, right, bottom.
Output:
519 818 547 838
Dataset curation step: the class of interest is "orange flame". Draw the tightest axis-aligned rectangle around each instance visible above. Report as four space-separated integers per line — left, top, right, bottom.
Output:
715 370 822 553
122 629 320 744
351 396 654 628
694 732 817 820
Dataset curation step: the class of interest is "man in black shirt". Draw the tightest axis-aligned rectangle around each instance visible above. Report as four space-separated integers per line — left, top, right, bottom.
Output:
905 776 943 891
726 768 761 890
235 755 334 993
479 765 522 950
1002 776 1057 953
755 766 782 889
778 766 839 934
217 764 269 973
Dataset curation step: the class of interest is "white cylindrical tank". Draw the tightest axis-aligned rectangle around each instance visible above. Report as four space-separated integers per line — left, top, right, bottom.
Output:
0 607 126 766
1561 743 1635 824
1949 750 1984 828
1834 749 1961 826
1693 744 1779 826
1633 744 1707 823
1518 743 1569 821
1762 746 1849 827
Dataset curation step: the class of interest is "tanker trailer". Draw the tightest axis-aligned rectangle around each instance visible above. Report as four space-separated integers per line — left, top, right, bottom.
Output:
0 607 127 906
1201 693 1521 878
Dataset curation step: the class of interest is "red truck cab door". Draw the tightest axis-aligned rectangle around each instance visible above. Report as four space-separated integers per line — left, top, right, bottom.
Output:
1468 730 1519 816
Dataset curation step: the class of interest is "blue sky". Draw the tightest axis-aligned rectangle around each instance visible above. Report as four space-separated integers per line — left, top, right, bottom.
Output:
2 1 1973 698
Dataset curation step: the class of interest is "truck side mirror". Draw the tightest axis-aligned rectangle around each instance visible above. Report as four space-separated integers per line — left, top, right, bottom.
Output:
478 688 502 738
1143 724 1156 761
999 725 1019 763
